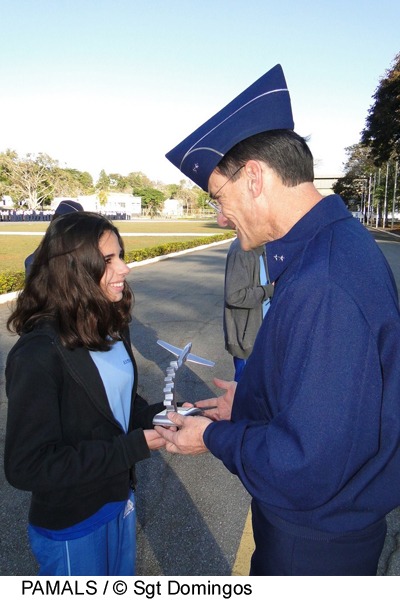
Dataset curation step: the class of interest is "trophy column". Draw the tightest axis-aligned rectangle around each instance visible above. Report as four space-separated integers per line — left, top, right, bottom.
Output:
152 340 215 427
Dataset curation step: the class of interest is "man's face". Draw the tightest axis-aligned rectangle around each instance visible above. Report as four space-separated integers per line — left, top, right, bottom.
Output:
208 164 266 250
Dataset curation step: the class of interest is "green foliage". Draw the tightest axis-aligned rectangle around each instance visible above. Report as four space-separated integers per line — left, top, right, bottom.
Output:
0 149 15 197
0 150 94 208
108 173 130 192
127 171 152 193
136 187 166 205
196 190 212 209
136 187 166 218
0 270 25 294
63 169 94 194
96 169 110 191
97 189 108 206
333 144 373 205
53 167 94 198
165 183 180 198
335 138 399 225
361 52 400 165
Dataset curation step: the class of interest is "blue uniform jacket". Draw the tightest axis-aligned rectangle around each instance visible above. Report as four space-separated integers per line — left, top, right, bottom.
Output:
204 195 400 534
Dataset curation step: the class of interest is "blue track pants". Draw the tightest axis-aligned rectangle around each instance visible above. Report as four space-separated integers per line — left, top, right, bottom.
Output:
28 494 136 576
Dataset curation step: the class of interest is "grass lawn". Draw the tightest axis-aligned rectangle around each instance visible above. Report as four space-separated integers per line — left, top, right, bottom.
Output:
0 220 226 273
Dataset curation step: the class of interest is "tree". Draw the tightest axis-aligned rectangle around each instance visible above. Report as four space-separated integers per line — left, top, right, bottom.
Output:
65 169 94 194
52 168 94 198
196 189 212 210
95 170 110 207
1 150 95 207
361 53 400 165
2 152 59 209
108 173 130 192
137 187 166 218
125 171 152 193
332 143 373 207
164 183 180 199
334 54 400 227
0 149 16 199
96 169 110 191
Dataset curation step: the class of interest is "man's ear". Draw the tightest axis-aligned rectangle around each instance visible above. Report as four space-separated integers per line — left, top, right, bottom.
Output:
244 160 263 197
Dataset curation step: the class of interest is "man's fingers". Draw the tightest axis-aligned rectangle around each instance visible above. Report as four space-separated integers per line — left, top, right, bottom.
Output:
166 411 185 426
154 412 184 441
213 377 231 389
154 425 175 440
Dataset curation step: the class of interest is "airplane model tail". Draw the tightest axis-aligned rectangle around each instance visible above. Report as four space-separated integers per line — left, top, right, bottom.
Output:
157 339 215 367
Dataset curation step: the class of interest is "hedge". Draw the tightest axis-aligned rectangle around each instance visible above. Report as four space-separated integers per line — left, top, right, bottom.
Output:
0 232 235 295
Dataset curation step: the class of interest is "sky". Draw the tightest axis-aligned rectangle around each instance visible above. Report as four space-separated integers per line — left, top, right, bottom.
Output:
0 0 399 186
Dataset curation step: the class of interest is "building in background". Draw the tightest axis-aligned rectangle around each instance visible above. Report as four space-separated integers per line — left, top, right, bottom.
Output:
161 198 184 217
314 176 340 197
53 193 142 219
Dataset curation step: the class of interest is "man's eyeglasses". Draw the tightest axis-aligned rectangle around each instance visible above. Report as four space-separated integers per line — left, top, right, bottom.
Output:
208 165 245 213
207 199 221 213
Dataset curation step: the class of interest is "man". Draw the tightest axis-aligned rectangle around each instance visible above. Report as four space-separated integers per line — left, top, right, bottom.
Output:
24 200 84 276
215 211 273 382
156 64 400 575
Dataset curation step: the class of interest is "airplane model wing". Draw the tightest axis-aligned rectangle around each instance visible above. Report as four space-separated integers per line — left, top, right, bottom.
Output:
157 339 215 367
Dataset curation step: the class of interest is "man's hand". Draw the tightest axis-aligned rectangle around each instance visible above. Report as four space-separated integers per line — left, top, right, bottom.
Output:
155 378 237 454
194 378 236 421
155 412 211 455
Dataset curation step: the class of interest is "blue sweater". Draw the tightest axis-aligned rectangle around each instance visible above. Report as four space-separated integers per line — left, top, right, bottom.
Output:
204 195 400 535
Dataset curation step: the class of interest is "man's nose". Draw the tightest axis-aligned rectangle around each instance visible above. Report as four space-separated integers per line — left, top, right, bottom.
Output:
217 212 229 227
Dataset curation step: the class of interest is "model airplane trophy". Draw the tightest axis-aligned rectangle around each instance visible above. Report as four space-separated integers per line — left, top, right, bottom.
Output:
152 339 215 426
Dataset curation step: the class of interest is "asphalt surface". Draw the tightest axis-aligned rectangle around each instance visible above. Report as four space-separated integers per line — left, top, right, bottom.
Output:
1 230 400 576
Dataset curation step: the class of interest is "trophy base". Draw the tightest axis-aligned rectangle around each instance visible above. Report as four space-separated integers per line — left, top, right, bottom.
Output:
153 406 203 426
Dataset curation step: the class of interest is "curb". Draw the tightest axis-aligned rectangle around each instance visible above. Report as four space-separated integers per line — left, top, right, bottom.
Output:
0 238 233 305
366 226 400 238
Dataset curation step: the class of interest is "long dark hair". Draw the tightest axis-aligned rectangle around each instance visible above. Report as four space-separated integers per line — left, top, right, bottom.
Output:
7 212 133 350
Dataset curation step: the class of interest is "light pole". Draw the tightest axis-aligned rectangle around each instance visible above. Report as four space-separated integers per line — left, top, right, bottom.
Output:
392 160 399 228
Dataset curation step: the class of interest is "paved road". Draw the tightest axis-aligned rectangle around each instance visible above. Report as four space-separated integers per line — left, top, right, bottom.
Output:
1 230 400 576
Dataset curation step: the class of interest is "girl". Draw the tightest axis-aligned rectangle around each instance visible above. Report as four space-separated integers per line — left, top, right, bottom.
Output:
5 211 165 575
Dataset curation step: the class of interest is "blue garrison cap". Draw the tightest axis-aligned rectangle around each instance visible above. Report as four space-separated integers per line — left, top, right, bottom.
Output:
165 64 294 191
55 200 84 216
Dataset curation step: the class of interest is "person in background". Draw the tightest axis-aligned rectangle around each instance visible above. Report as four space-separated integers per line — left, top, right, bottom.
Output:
213 208 273 381
24 200 84 276
5 211 165 576
156 64 400 575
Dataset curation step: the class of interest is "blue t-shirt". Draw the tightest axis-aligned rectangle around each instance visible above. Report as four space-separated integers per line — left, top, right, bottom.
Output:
90 340 134 433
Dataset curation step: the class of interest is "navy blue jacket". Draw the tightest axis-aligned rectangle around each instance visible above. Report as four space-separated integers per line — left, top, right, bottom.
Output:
204 195 400 535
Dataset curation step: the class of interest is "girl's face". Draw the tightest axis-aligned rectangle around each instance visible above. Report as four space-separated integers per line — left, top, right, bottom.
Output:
98 230 130 302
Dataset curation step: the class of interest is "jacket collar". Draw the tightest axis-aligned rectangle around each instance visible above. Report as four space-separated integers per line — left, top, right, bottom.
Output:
265 195 351 282
20 320 137 427
55 329 137 426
